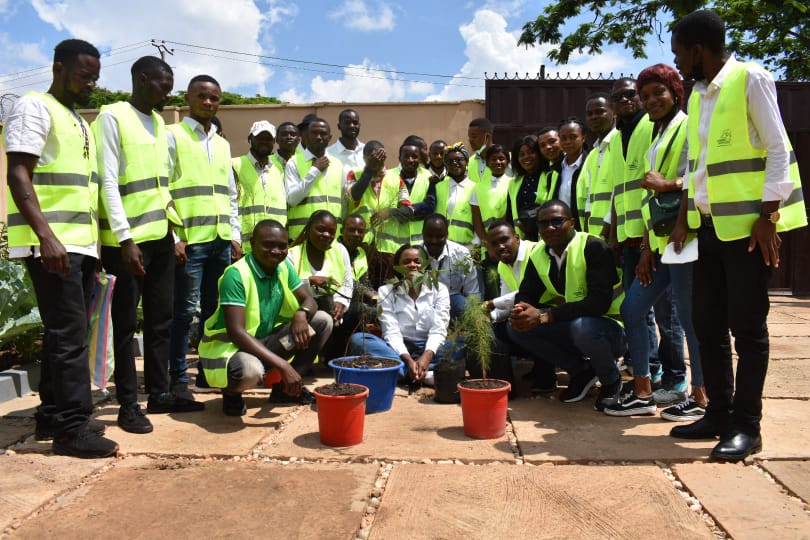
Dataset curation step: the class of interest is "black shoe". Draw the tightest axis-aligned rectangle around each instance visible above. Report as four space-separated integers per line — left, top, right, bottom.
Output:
559 367 598 403
222 393 247 416
269 385 315 405
118 403 154 434
710 430 763 462
670 415 729 440
172 381 195 401
195 369 210 389
594 377 623 412
53 427 119 459
147 392 205 414
35 414 105 440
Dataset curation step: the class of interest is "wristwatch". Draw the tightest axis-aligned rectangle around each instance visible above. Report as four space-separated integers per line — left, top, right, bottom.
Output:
297 306 312 319
760 210 781 224
674 178 683 189
538 309 551 325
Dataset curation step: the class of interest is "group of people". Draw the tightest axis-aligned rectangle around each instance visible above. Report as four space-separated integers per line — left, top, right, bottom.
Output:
4 9 805 462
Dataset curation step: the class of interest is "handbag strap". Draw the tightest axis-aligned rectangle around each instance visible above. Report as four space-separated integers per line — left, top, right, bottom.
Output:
655 121 683 173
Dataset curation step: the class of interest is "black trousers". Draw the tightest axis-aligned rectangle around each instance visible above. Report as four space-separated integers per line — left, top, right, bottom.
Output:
26 253 96 436
693 225 771 434
102 233 174 404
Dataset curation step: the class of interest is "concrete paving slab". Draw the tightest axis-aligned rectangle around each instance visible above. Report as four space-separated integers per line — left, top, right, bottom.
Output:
0 417 35 448
769 336 810 359
266 394 515 462
371 463 712 540
767 311 809 324
12 457 377 539
0 452 110 532
760 460 810 504
510 397 715 462
764 359 810 398
768 323 810 337
89 392 299 457
760 399 810 459
674 462 810 540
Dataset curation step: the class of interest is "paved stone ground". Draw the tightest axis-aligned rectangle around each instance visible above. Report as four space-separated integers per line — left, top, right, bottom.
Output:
1 297 810 539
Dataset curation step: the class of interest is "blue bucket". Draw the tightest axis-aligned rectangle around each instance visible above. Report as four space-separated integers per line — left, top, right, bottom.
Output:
328 357 403 413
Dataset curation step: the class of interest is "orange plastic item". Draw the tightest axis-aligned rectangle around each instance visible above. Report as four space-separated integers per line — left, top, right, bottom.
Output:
264 369 282 387
457 380 512 439
313 385 369 447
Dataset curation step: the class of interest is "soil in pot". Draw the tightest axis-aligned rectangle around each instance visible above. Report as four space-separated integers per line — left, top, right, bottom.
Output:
331 356 400 369
433 361 466 403
315 382 367 396
459 379 509 391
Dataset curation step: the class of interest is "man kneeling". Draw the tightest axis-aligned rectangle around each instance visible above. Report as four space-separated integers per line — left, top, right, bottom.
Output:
199 220 333 415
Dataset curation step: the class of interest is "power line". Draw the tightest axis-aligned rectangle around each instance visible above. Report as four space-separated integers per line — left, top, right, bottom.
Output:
0 56 145 93
158 39 484 82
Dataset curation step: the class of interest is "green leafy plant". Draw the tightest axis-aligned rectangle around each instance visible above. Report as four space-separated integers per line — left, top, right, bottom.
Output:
0 223 43 360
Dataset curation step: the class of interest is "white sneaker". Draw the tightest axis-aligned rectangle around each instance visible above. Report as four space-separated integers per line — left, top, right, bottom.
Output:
423 370 434 386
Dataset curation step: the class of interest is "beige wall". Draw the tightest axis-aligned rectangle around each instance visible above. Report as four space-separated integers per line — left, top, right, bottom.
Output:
2 100 484 223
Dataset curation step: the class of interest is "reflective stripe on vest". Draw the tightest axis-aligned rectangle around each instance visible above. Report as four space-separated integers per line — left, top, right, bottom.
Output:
586 129 621 232
686 61 806 240
6 91 99 248
496 240 537 292
529 232 623 323
168 122 233 243
615 116 655 242
233 155 287 248
93 101 171 246
287 152 344 239
360 168 408 254
199 257 299 388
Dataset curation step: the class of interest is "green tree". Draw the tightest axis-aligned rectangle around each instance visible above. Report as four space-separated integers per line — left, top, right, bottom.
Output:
88 88 282 108
518 1 810 81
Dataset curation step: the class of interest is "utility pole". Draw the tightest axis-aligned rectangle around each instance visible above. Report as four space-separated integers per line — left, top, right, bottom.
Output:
150 40 174 61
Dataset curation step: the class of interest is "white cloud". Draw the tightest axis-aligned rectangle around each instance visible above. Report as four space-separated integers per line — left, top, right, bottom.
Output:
425 9 629 101
265 0 298 26
0 33 51 95
29 0 276 95
278 87 305 103
329 0 394 32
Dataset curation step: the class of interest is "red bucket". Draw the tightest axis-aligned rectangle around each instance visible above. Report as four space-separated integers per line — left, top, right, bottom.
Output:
313 384 369 447
458 380 511 439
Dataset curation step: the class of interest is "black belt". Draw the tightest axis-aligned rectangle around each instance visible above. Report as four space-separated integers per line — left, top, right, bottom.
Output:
700 214 714 228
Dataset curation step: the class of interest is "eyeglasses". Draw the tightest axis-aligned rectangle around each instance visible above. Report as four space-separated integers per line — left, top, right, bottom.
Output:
537 217 569 229
611 89 637 102
445 157 466 164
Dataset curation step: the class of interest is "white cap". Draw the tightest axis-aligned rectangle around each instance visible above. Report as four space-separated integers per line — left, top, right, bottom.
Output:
249 120 276 138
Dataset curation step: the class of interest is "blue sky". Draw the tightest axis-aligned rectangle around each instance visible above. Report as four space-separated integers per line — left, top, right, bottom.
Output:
0 0 675 103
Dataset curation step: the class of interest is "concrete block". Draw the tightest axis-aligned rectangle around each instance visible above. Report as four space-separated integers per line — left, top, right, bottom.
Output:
0 369 32 397
0 377 19 404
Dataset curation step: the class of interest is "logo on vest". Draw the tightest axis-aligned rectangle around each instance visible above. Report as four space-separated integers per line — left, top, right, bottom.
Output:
628 158 639 171
716 129 732 147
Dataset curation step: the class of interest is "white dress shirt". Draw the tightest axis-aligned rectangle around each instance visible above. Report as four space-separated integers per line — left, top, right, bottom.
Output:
490 239 534 322
378 281 450 356
423 240 480 297
690 56 795 214
327 139 365 172
284 147 344 207
559 153 584 209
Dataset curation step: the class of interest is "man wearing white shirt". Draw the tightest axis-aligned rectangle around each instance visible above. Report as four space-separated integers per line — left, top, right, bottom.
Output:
95 56 200 432
668 10 807 461
327 109 364 171
167 75 241 401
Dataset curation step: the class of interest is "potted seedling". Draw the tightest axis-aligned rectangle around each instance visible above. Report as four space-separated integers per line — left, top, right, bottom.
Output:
453 295 512 439
313 382 369 447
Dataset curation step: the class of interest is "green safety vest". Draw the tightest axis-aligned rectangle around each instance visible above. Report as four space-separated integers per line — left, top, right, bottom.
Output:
586 130 622 232
168 122 233 244
436 178 476 245
269 153 286 175
529 232 623 323
198 257 299 388
496 240 538 292
614 117 655 242
6 92 99 248
575 151 598 231
467 152 484 183
351 167 407 254
686 61 807 240
405 169 432 244
639 115 690 253
536 169 560 206
352 247 368 281
506 174 546 240
288 242 347 298
287 152 344 239
93 101 174 246
232 155 287 249
475 170 512 230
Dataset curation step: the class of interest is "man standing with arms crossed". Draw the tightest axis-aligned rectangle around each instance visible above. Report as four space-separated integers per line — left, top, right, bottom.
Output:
168 75 241 403
94 56 199 433
4 39 118 457
669 10 806 460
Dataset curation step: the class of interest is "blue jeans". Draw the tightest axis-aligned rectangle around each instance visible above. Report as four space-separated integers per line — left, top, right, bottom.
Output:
170 238 232 384
623 245 685 384
621 257 701 387
507 316 625 385
449 293 466 320
348 333 455 378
